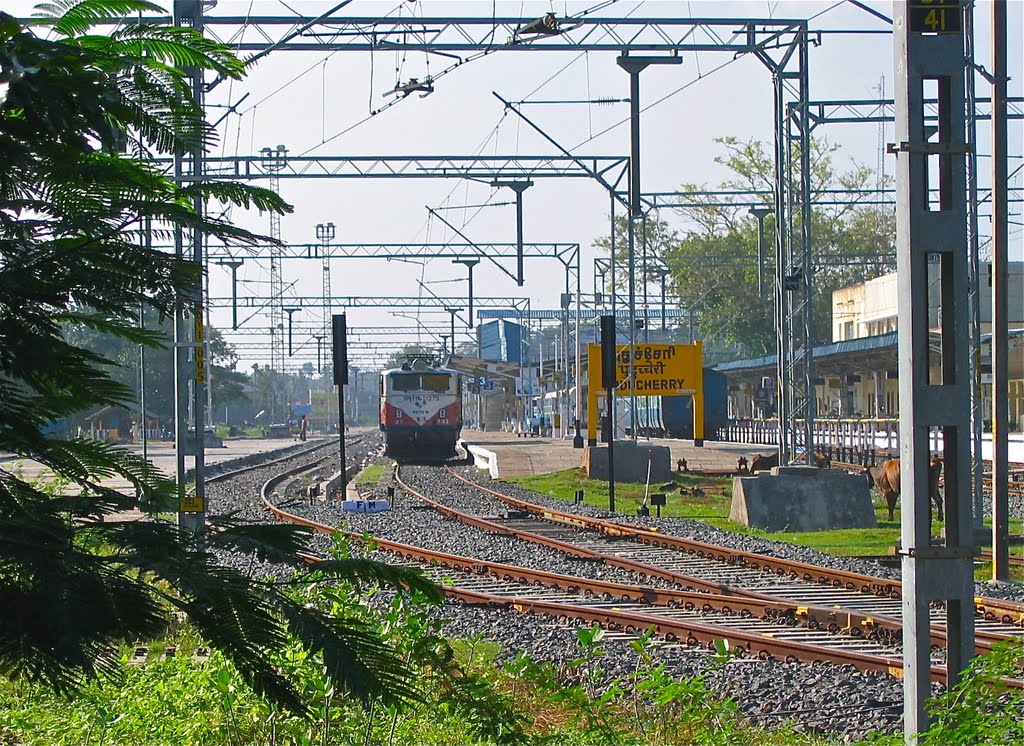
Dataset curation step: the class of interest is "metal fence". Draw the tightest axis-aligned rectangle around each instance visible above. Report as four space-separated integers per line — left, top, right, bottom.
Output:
719 418 948 466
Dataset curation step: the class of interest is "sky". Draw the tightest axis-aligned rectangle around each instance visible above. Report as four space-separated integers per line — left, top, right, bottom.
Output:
11 1 1024 370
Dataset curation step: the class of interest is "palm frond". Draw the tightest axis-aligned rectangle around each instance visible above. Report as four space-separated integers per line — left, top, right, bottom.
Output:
278 596 425 707
36 0 163 38
182 181 293 215
310 558 445 604
102 25 245 79
55 311 171 348
205 520 316 566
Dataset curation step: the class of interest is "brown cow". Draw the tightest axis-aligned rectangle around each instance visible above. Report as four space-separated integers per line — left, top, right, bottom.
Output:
863 457 944 521
750 452 779 474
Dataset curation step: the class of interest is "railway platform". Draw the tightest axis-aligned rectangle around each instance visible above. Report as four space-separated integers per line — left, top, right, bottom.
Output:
2 436 318 497
459 428 769 479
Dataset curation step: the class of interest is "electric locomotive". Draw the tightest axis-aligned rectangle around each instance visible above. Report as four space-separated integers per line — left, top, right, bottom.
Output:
379 359 462 459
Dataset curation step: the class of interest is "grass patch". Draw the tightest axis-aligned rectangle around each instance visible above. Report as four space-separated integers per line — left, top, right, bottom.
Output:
504 469 1021 559
973 560 1024 584
354 463 387 485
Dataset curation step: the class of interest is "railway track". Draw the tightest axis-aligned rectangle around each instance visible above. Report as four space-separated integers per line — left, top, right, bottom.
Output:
257 459 1023 690
399 465 1024 657
978 548 1024 567
205 436 347 485
438 467 1024 637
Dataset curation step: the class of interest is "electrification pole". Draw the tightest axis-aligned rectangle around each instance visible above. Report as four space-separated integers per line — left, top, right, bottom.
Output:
316 222 335 347
990 0 1009 581
216 259 244 329
893 2 975 738
445 308 462 356
452 258 481 327
748 206 772 298
490 180 533 286
284 307 300 356
173 0 207 535
617 52 681 440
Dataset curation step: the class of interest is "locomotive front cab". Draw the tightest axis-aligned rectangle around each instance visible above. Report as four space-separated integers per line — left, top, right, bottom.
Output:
380 359 462 459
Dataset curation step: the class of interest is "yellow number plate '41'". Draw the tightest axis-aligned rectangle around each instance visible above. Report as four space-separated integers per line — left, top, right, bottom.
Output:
909 0 962 35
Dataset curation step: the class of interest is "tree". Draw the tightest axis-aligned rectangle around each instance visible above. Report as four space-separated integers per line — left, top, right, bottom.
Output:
385 344 439 368
591 213 680 296
666 137 895 355
61 307 249 426
592 137 896 357
0 1 438 714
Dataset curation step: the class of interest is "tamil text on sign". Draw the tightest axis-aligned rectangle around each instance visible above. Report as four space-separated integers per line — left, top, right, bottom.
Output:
588 342 702 397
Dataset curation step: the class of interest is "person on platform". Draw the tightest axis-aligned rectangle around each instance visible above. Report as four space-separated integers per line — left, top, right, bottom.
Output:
299 414 308 442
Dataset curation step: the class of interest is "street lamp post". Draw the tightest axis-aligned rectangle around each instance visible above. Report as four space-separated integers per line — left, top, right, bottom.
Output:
284 307 300 356
748 206 772 297
445 308 462 356
452 258 481 327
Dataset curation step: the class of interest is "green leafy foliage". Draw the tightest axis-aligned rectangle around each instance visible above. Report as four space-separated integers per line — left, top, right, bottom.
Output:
0 0 434 718
920 639 1024 745
593 137 896 357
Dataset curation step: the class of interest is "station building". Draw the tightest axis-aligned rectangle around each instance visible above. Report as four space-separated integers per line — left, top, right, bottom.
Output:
720 264 1024 432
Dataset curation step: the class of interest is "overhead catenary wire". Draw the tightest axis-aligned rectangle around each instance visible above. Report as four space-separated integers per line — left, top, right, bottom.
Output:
298 0 628 160
569 0 849 151
409 0 641 257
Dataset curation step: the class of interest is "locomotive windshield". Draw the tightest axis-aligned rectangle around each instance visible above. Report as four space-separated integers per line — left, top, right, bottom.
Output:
420 374 451 392
389 373 452 392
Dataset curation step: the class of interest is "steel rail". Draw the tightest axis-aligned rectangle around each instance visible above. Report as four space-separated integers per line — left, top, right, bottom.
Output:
204 437 347 484
446 466 900 594
258 471 1020 689
978 549 1024 568
442 467 1024 634
389 467 1016 650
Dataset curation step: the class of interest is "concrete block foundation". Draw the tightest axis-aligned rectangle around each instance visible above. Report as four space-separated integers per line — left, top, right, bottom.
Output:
730 468 876 532
584 441 672 483
178 430 225 455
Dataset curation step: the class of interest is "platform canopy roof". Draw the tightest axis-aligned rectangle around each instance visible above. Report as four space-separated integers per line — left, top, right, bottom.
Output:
444 354 522 381
714 329 1024 386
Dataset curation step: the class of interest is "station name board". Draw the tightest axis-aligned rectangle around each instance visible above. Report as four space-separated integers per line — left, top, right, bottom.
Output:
588 342 703 398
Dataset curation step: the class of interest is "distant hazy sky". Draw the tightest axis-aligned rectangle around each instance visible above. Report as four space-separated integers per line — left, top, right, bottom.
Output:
11 1 1023 368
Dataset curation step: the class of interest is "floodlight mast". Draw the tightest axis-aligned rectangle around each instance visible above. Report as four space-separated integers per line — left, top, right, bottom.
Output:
261 144 288 380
